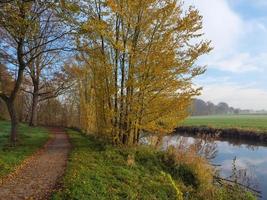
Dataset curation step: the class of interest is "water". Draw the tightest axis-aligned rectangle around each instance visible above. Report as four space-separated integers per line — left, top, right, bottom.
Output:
163 134 267 199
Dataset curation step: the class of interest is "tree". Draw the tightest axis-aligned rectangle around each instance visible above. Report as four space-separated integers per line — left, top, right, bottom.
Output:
0 64 30 122
21 5 72 127
0 1 66 144
207 101 215 115
70 0 211 145
23 55 72 127
216 102 229 114
191 99 208 116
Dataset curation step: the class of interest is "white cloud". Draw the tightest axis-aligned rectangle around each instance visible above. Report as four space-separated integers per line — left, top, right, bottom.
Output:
186 0 267 110
207 52 267 72
187 0 267 73
186 0 244 52
200 83 267 110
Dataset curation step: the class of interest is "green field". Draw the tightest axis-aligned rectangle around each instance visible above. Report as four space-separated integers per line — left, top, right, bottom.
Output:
0 121 49 179
182 115 267 132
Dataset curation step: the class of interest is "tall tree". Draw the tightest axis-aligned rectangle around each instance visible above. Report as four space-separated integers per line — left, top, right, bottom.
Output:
0 1 66 144
23 68 71 126
22 4 72 127
71 0 211 145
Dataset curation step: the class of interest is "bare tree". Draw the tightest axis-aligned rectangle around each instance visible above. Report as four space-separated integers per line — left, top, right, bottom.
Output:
0 1 69 144
21 8 72 126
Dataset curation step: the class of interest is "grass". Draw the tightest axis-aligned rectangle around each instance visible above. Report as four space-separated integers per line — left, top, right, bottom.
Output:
52 130 183 200
52 130 256 200
0 120 49 179
182 115 267 132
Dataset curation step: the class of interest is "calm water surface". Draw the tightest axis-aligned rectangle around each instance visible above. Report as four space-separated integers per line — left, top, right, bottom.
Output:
163 134 267 199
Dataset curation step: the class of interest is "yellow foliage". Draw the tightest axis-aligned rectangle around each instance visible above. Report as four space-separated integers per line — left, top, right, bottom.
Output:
72 0 211 145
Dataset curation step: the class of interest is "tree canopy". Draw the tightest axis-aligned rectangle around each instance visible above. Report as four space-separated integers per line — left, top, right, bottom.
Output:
0 0 211 146
68 0 211 145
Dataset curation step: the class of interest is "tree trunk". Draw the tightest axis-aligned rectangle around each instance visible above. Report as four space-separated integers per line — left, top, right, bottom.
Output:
6 100 18 145
29 91 38 126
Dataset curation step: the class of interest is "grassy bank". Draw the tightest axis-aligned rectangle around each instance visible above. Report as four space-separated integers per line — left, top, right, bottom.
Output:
0 121 49 179
183 115 267 132
53 130 255 200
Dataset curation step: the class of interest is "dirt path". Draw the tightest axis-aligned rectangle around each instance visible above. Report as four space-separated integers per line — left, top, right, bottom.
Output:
0 128 71 200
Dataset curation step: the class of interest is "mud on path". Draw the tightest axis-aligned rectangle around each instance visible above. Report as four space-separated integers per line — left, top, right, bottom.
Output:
0 128 71 200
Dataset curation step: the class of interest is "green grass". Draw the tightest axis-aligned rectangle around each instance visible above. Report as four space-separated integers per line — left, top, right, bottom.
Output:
0 121 49 178
52 130 256 200
52 130 185 200
182 115 267 132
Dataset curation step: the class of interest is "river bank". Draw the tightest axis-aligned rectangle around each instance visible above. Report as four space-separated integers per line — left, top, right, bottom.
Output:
164 133 267 199
175 126 267 145
52 129 256 200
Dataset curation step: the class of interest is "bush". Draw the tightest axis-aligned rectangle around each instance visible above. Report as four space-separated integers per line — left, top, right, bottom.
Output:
170 164 199 188
162 145 256 200
163 145 214 188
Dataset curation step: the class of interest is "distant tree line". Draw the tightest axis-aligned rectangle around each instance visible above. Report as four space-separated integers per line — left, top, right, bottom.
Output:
190 99 240 116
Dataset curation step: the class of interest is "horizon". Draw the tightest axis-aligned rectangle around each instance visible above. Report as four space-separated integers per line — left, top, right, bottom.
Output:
193 98 267 112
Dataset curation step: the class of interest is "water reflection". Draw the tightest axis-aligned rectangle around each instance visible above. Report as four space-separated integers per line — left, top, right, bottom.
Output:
163 135 218 160
162 134 267 199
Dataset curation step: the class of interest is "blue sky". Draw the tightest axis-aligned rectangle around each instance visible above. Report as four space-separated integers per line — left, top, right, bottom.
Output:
187 0 267 110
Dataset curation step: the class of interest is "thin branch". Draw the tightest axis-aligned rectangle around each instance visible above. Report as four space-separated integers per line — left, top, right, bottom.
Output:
21 88 34 95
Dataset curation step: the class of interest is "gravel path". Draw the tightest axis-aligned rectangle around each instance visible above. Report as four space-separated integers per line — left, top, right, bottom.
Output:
0 128 71 200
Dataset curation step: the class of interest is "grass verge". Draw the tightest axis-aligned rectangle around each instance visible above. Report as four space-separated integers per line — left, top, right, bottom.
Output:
52 130 256 200
0 121 49 179
52 130 183 200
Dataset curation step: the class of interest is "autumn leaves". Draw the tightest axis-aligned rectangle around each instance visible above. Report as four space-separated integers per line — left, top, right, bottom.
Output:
0 1 210 146
73 0 211 145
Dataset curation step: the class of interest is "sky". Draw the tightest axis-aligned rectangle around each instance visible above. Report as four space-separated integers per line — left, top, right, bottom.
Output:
186 0 267 110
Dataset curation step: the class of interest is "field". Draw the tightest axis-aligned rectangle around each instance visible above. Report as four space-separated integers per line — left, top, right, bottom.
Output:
182 115 267 132
0 121 49 179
